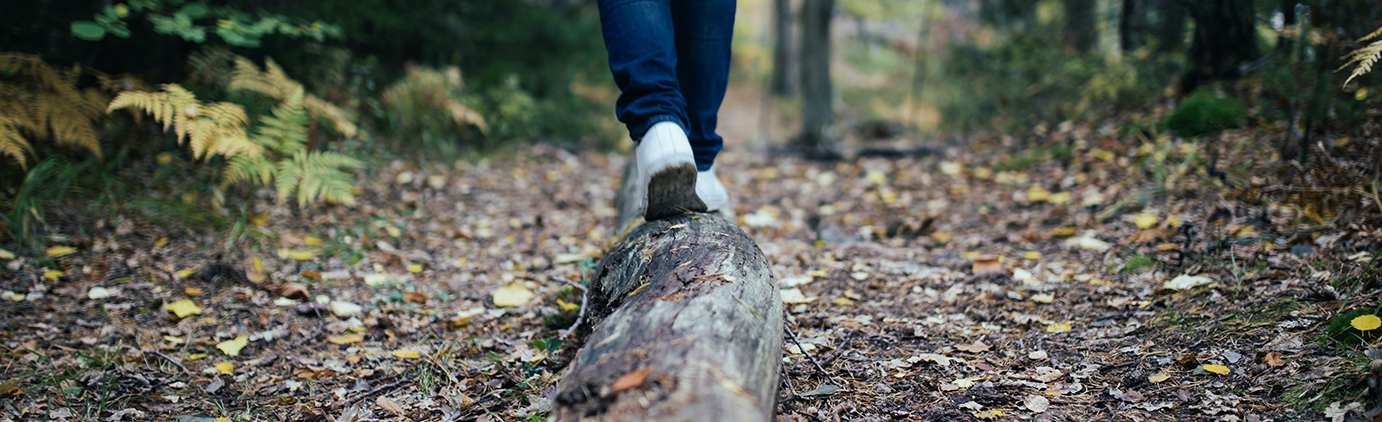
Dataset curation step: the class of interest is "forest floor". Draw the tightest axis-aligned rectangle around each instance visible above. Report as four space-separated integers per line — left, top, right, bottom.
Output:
3 91 1382 422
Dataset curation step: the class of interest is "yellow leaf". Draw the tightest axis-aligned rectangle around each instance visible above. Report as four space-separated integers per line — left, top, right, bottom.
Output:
1049 227 1076 237
215 362 234 375
185 287 202 296
1049 191 1071 204
1202 364 1230 375
326 333 363 344
556 299 579 311
1352 314 1382 331
153 238 168 248
1027 186 1052 202
1134 214 1159 229
866 170 887 185
177 269 195 278
1023 251 1042 260
1149 372 1170 383
164 300 203 318
392 350 421 359
163 335 185 344
304 236 323 246
277 249 315 261
961 251 981 259
43 270 63 281
0 248 13 260
1165 215 1181 227
807 269 829 278
1045 323 1072 333
216 335 248 357
386 226 402 238
185 353 207 361
46 246 76 257
253 257 263 272
493 282 534 307
407 264 423 273
931 231 952 243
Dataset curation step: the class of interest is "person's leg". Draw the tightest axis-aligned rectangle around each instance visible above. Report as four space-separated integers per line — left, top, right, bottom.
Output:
599 0 706 219
598 0 688 141
670 0 735 171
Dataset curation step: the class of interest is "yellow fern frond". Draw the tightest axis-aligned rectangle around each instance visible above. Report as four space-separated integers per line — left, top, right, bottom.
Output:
0 52 106 159
0 116 32 168
108 84 261 160
230 55 357 138
1342 38 1382 87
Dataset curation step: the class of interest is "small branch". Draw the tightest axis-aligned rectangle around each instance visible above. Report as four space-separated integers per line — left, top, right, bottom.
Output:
346 377 411 405
147 350 193 378
558 279 589 339
783 315 843 386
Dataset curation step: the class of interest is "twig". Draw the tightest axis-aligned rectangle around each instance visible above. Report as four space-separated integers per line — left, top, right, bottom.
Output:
347 378 411 405
147 350 193 378
558 279 589 339
783 316 843 385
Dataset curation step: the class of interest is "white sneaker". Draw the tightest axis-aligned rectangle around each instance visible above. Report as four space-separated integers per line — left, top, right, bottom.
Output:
636 121 705 219
696 166 729 213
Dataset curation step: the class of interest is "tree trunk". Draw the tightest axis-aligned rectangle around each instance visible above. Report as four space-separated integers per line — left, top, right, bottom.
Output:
799 0 834 150
1064 0 1097 53
1120 0 1140 51
1182 0 1258 92
551 210 784 422
771 0 795 96
1153 0 1185 53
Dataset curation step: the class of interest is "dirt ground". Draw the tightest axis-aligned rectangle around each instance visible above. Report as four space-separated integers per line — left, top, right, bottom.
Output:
3 91 1382 421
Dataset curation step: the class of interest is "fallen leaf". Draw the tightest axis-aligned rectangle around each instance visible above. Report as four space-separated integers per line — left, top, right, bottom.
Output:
153 238 168 248
1049 227 1076 237
1148 372 1170 383
43 270 63 281
215 362 233 375
1065 235 1111 252
786 343 817 355
0 248 15 260
611 368 652 392
164 300 203 318
407 264 423 273
304 236 323 246
47 246 76 257
1162 274 1215 290
403 292 427 304
184 287 202 296
330 301 364 317
1024 395 1050 413
955 340 991 353
216 336 248 357
939 161 962 176
376 397 405 416
326 334 363 344
554 253 585 264
972 256 1002 273
275 283 309 299
87 287 111 300
1027 186 1052 202
1032 366 1064 382
780 289 817 303
1022 251 1042 259
914 353 952 366
1351 314 1381 331
556 299 579 311
1134 214 1159 229
493 282 535 307
1045 322 1072 333
1201 364 1231 375
277 249 315 261
176 269 195 278
799 383 840 397
1030 293 1055 303
392 350 421 359
1263 352 1286 368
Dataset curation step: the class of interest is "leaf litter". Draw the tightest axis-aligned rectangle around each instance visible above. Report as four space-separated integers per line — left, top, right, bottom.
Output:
0 127 1378 422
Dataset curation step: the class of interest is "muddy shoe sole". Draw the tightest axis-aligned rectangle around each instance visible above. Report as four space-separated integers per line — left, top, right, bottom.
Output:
644 164 706 220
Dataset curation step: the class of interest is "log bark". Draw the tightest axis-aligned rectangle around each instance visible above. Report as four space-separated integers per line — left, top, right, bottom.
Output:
552 211 783 422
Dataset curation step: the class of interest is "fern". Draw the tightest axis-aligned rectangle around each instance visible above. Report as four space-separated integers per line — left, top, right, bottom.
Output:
0 53 108 168
273 150 363 207
107 84 262 159
229 56 358 138
1342 26 1382 87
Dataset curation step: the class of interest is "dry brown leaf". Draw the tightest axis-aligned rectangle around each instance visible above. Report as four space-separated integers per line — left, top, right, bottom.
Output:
611 368 652 392
972 256 1002 274
403 292 427 304
376 396 405 416
955 340 991 353
1024 395 1050 413
1263 352 1286 368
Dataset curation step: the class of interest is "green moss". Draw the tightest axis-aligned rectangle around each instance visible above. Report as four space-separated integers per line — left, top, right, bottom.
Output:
1327 308 1381 346
1122 255 1155 273
1163 89 1247 137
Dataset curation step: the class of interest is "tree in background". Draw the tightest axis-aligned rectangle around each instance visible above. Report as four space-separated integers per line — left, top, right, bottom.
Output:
1064 0 1097 53
799 0 834 151
772 0 796 97
1182 0 1258 92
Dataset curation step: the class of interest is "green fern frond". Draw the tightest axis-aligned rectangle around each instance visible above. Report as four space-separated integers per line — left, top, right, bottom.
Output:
273 150 363 207
224 153 276 186
230 56 358 138
252 87 310 154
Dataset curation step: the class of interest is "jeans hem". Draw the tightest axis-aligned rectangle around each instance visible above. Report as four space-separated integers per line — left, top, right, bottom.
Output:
630 115 684 143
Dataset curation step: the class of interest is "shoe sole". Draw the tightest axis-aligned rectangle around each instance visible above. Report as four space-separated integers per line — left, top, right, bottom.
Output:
645 164 706 220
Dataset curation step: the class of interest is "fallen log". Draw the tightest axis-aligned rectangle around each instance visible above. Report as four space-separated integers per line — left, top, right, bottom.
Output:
552 212 783 422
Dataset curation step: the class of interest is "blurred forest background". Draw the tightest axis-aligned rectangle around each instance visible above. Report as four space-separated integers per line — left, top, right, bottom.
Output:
2 0 1382 251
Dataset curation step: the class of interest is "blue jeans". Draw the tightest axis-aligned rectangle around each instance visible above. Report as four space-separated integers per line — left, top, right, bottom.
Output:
598 0 735 171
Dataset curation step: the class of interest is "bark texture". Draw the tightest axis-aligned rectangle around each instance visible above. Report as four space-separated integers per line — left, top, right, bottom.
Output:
798 0 833 149
552 212 784 422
